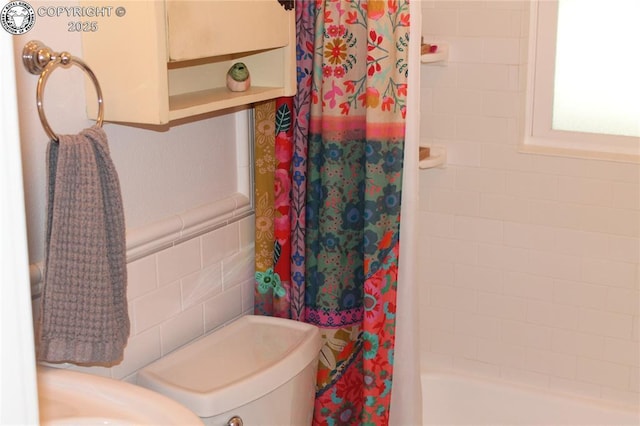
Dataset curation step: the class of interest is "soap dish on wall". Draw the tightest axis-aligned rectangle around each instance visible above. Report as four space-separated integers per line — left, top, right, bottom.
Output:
420 43 449 65
419 145 446 169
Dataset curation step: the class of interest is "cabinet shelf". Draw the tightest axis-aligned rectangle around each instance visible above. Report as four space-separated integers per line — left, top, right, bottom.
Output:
80 1 295 126
169 86 287 120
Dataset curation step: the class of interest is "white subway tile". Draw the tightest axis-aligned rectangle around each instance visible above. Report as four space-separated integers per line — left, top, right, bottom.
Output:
458 9 521 38
428 330 478 359
606 235 640 264
420 87 433 114
127 255 157 300
480 144 534 171
422 258 455 287
427 236 479 265
478 292 527 321
421 351 454 372
454 215 504 244
530 156 640 184
441 140 483 167
446 37 485 63
477 339 527 369
558 176 613 207
456 116 511 144
553 279 607 310
160 305 204 355
426 188 481 217
204 285 243 332
454 263 504 293
453 311 501 339
503 222 556 251
603 337 640 367
525 348 577 379
511 64 525 92
201 222 240 266
422 8 458 36
455 167 506 194
527 300 580 330
606 288 640 316
421 64 458 89
581 258 639 289
503 271 554 301
575 357 631 390
612 182 640 210
580 206 639 237
156 238 201 286
479 193 532 222
528 250 581 280
527 200 583 230
419 165 456 191
133 281 182 333
419 211 456 238
240 279 255 313
238 216 254 249
630 368 639 392
434 1 483 10
552 229 609 259
222 247 254 290
478 243 530 273
504 171 559 201
482 38 521 64
421 113 457 140
181 264 223 308
458 63 512 91
433 88 483 115
484 1 527 11
501 319 552 349
423 306 455 332
430 284 477 313
482 91 520 118
578 308 634 339
551 329 605 359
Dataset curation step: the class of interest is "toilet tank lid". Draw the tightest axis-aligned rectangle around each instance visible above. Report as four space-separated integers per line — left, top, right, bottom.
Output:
137 315 321 418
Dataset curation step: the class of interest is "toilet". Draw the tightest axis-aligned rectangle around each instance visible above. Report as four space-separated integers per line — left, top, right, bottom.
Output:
137 315 322 426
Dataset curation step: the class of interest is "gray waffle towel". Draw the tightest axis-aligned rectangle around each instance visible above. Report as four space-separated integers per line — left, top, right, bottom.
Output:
38 126 129 365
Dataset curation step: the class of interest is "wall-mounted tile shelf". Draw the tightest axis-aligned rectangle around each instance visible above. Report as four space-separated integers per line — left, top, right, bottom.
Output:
419 145 447 169
421 43 449 65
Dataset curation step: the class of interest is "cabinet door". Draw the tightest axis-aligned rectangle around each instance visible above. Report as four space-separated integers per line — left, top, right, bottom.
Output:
166 0 292 61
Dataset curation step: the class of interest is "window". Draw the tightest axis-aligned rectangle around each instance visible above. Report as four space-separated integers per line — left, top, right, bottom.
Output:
524 0 640 161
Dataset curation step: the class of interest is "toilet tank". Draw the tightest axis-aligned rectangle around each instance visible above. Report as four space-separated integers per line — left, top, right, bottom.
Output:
137 315 321 425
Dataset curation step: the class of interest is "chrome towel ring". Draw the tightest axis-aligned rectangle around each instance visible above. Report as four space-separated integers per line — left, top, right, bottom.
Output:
22 40 104 142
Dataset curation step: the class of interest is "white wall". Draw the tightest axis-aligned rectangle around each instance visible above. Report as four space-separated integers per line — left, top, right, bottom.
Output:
418 1 639 409
12 1 254 382
1 31 39 425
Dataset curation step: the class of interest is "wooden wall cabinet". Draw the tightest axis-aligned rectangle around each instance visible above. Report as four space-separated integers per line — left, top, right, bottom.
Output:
81 1 296 125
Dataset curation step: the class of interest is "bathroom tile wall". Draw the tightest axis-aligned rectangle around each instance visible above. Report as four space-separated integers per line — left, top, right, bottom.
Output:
419 1 639 408
67 216 255 382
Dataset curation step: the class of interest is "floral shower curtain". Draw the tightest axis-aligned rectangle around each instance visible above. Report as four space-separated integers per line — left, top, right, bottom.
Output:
255 1 410 424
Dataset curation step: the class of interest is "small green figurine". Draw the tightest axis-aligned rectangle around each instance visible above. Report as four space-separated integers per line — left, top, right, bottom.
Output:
226 62 250 92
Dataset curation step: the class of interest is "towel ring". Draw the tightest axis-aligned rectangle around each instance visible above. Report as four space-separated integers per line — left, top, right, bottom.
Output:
22 40 104 142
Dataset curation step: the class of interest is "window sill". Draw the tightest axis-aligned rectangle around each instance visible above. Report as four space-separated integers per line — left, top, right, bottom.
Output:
519 142 640 164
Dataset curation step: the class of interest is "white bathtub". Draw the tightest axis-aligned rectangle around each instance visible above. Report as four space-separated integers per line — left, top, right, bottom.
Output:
421 371 639 425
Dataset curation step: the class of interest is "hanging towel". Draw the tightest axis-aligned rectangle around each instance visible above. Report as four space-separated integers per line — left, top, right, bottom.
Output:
38 126 129 365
